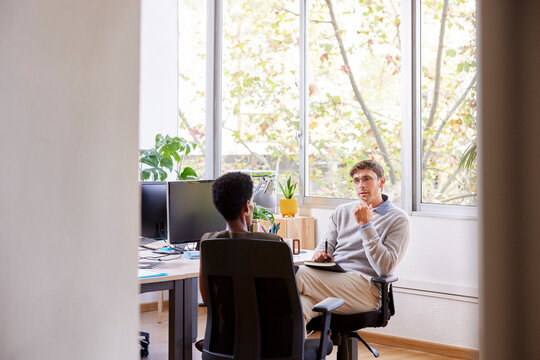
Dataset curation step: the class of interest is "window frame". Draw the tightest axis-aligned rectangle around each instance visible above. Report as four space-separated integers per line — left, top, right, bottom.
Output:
200 0 477 219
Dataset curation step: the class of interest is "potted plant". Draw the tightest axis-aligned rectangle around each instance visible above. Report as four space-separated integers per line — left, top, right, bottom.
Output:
251 203 274 232
139 134 198 181
253 204 274 222
278 175 298 217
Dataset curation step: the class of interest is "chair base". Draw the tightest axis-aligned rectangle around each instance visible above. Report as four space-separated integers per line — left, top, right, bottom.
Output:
333 331 379 360
349 332 379 358
139 331 150 358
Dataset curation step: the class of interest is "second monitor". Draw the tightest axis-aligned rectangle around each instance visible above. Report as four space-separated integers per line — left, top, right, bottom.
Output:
167 180 226 245
141 181 167 239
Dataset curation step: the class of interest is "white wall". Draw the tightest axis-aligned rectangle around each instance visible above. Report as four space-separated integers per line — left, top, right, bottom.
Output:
0 1 140 359
302 206 479 349
139 0 179 149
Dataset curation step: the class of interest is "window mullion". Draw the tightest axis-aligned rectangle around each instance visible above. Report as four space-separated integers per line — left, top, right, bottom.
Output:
401 0 413 213
299 0 308 203
206 0 223 179
412 0 422 212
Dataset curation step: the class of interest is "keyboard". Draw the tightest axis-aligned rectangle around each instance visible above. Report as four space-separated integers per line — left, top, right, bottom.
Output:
140 236 159 245
139 237 167 250
138 261 164 269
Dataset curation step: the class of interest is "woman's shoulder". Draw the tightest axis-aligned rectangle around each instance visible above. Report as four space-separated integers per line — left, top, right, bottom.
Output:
201 230 229 241
247 232 283 241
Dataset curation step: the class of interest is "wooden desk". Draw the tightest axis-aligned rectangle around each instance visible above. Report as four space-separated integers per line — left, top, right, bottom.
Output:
139 249 313 360
139 254 199 360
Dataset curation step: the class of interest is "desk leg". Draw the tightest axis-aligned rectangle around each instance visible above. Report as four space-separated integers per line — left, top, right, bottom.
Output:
157 291 163 324
183 278 194 358
169 279 194 360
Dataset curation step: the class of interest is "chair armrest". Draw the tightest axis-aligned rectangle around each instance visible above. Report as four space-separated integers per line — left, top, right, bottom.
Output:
311 298 344 360
312 297 345 313
371 276 398 325
371 275 398 284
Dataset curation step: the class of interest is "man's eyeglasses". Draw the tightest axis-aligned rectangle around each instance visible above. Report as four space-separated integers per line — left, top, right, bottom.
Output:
352 176 378 185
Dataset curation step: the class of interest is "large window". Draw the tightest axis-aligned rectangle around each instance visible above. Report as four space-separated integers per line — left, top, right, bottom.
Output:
177 0 207 177
306 0 402 201
420 0 477 206
176 0 477 214
220 0 299 185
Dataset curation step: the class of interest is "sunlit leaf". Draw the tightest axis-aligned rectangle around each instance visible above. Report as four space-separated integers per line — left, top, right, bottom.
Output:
177 167 198 180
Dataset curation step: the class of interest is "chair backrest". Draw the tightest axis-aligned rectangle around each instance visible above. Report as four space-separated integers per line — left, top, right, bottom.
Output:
373 281 395 328
200 238 305 360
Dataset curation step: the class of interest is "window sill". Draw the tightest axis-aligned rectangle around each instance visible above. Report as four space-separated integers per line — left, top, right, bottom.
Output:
412 203 477 220
300 196 478 220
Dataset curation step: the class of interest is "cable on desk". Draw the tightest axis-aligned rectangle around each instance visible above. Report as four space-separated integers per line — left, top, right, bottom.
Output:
139 254 183 261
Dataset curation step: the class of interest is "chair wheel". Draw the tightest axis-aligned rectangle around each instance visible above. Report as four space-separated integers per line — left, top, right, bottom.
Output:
140 333 150 358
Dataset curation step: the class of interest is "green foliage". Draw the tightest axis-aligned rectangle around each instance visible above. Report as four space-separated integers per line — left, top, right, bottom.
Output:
278 174 297 199
252 204 274 223
458 139 477 172
139 134 198 181
180 0 476 205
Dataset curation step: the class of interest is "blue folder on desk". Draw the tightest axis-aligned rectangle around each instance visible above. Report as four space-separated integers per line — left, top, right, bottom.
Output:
184 251 200 259
138 269 168 279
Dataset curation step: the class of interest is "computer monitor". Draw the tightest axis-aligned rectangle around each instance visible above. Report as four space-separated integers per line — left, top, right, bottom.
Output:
140 181 167 239
167 180 226 245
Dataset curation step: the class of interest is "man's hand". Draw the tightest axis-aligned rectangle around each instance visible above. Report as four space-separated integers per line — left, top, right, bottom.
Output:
353 201 373 226
312 250 334 263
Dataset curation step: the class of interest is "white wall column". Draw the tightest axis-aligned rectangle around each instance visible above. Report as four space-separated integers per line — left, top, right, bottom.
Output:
0 1 140 359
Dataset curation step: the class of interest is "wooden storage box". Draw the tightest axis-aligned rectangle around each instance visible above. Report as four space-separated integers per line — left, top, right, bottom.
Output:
258 215 315 250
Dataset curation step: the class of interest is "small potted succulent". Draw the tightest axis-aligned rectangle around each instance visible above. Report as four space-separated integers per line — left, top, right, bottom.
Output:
278 175 298 217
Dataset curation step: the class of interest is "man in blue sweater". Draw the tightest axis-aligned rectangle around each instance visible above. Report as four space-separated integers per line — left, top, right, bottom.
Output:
296 159 410 323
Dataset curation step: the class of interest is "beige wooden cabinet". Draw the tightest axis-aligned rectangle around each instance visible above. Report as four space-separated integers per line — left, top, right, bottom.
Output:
257 215 316 250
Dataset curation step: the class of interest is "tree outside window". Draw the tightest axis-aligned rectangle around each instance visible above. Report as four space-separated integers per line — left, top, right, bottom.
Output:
177 0 207 177
221 0 300 186
421 0 477 206
175 0 477 208
306 0 402 200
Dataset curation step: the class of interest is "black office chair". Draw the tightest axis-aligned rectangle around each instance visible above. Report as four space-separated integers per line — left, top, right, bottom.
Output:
306 276 397 360
200 238 344 360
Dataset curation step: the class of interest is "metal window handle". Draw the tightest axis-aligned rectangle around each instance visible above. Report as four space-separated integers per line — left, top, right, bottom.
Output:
296 131 302 148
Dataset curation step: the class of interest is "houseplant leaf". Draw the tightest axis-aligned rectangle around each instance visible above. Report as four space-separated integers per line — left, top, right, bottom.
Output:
177 167 198 180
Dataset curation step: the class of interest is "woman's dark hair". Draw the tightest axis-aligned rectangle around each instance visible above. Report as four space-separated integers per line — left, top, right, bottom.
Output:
349 159 384 178
212 172 253 221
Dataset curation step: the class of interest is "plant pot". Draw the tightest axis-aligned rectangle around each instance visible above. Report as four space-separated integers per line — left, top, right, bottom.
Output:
280 198 298 218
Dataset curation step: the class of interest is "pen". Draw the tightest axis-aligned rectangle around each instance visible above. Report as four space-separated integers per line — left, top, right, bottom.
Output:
324 240 329 262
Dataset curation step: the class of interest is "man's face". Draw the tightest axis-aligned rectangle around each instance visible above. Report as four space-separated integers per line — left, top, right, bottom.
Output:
352 169 385 206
